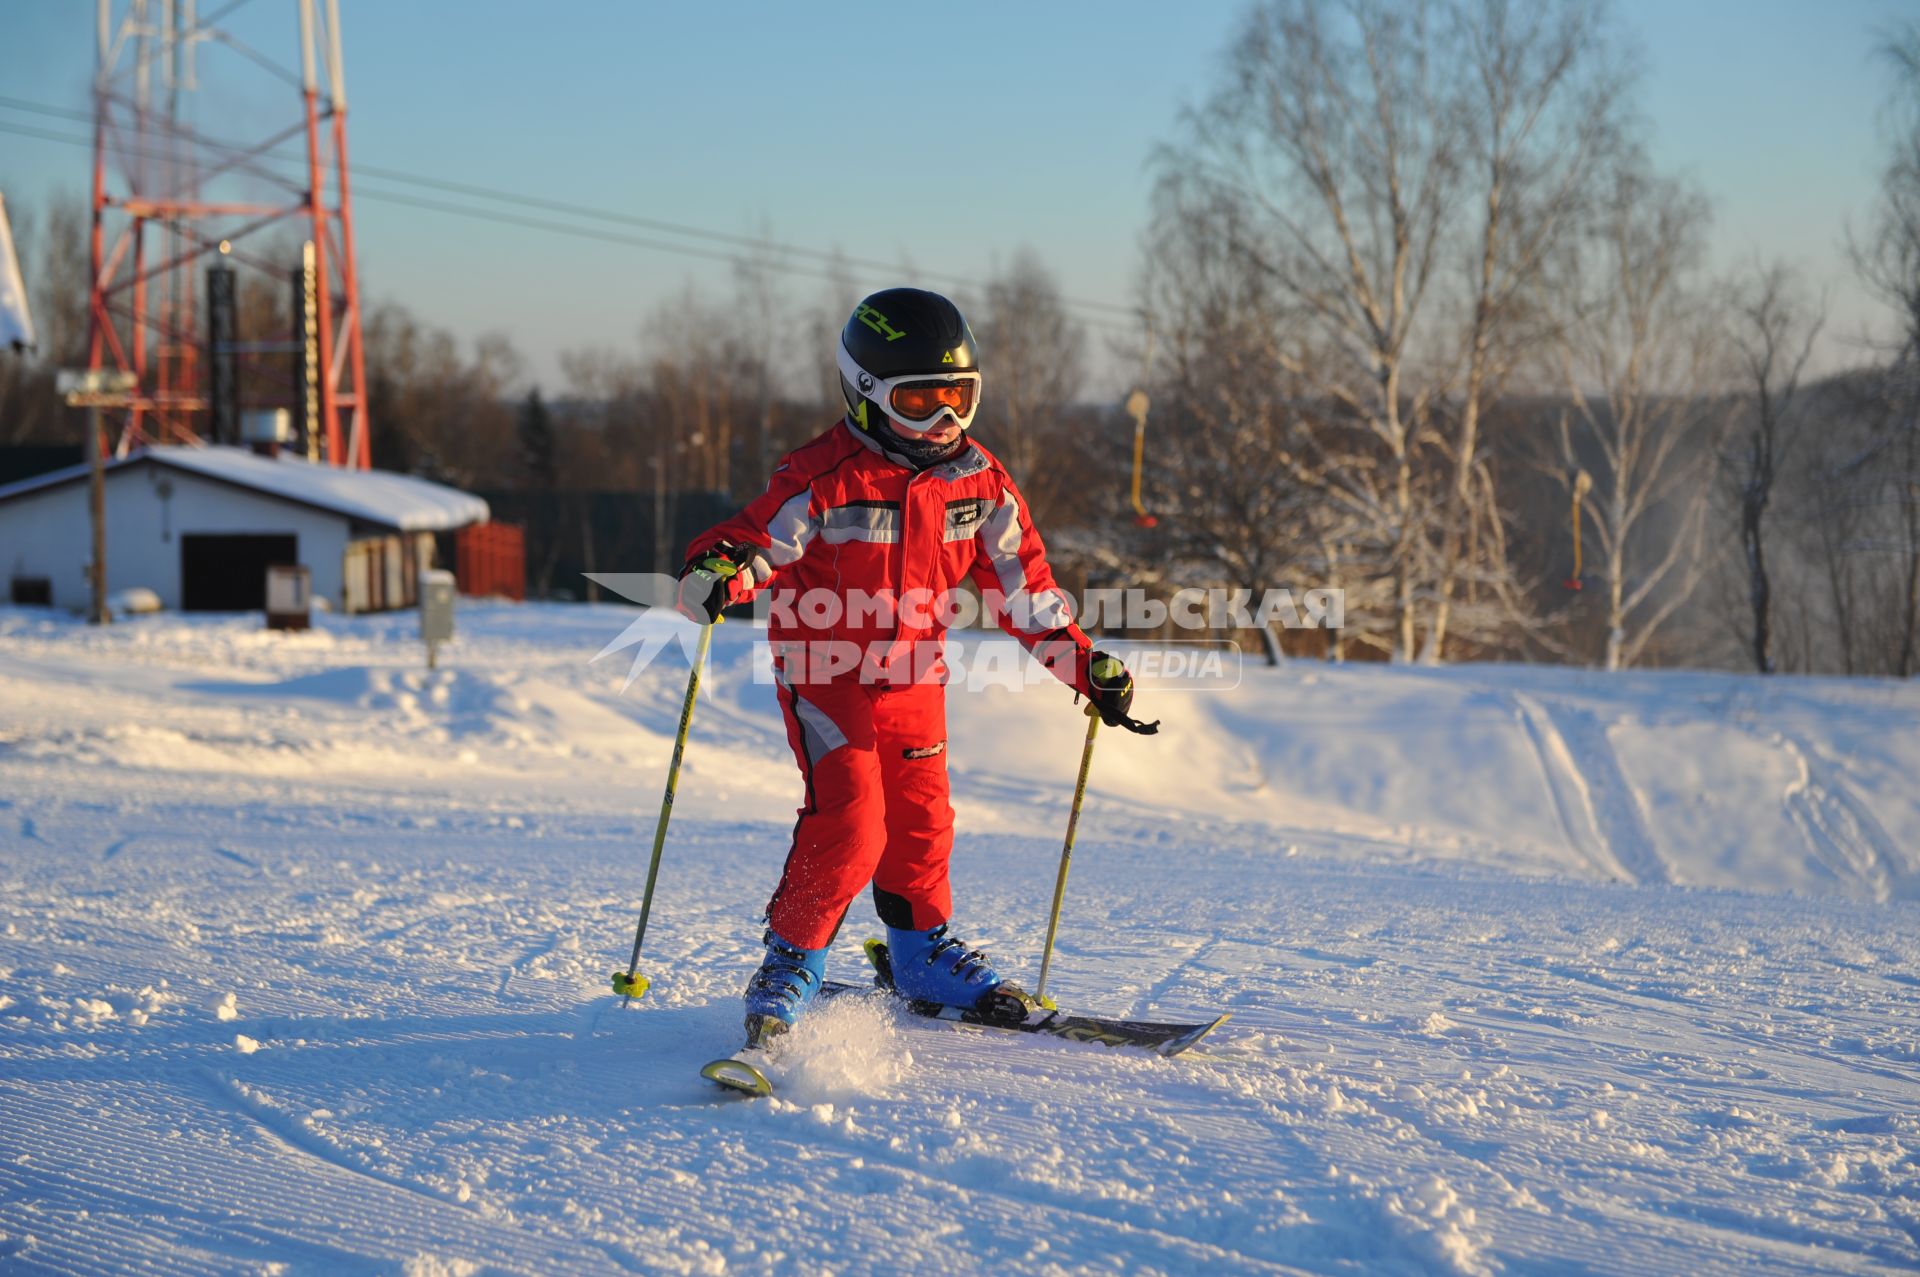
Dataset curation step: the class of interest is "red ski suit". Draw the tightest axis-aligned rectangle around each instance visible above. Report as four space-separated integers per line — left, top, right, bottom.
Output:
686 418 1093 948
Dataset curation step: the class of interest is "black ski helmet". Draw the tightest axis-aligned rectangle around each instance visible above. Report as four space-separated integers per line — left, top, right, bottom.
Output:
838 287 981 466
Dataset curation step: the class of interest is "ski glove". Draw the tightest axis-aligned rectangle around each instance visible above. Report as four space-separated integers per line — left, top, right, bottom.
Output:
1085 650 1159 734
675 543 755 624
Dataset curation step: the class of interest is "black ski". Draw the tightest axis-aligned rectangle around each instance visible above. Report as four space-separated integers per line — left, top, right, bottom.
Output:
843 939 1228 1058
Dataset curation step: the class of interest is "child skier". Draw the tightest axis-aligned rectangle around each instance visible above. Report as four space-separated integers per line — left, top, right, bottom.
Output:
676 287 1143 1047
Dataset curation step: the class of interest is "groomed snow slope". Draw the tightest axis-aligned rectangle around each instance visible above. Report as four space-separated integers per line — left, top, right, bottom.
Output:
1 604 1917 1275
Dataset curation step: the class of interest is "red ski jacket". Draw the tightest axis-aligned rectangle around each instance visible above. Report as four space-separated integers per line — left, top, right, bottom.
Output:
686 418 1093 690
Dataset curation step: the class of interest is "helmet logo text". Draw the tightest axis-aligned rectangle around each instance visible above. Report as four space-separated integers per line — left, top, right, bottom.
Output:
855 303 907 342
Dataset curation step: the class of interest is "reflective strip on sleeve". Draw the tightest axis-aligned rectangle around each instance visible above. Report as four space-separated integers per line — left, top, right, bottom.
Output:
764 489 818 567
819 502 901 545
978 493 1072 633
1018 588 1074 631
981 493 1027 599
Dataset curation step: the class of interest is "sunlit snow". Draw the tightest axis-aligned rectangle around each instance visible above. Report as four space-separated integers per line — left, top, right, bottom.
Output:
1 604 1916 1274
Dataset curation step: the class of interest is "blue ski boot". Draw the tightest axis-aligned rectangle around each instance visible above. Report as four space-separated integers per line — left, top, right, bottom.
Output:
742 929 828 1048
881 923 1037 1018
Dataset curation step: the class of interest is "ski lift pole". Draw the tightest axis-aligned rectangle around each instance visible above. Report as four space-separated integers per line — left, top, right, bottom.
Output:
1036 707 1101 1006
1125 321 1158 528
1565 470 1591 591
613 621 714 1005
1125 388 1158 529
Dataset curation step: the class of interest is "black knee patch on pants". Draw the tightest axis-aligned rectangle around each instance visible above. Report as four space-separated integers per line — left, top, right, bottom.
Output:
871 886 918 930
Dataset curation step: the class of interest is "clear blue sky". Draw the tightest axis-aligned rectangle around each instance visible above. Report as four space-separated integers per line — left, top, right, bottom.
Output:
0 0 1911 392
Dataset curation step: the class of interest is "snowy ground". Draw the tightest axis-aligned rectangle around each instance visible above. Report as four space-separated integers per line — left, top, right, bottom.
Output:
1 602 1917 1275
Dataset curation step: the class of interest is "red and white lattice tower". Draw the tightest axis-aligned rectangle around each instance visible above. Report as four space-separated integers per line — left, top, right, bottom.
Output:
86 0 369 466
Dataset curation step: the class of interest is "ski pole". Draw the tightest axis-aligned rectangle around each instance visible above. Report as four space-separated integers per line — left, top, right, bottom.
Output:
1036 707 1101 1006
613 621 714 1005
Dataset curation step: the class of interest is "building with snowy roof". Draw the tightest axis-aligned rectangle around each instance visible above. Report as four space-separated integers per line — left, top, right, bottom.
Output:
0 444 489 614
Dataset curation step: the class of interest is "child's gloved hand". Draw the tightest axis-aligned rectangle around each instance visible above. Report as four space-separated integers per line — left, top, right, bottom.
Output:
1085 650 1152 730
676 544 753 624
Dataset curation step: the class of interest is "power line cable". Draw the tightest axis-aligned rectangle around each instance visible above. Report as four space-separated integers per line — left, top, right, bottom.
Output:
0 115 1133 340
0 94 1141 329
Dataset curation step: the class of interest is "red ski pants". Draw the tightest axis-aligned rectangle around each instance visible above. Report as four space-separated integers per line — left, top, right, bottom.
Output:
766 672 954 949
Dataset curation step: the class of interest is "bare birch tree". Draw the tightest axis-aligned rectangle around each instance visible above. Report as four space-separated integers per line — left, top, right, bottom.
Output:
1424 0 1632 658
1152 0 1631 661
1155 0 1460 659
1549 159 1729 669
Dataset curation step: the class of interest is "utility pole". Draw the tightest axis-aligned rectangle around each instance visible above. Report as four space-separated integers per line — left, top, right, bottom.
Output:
88 403 105 623
57 369 138 625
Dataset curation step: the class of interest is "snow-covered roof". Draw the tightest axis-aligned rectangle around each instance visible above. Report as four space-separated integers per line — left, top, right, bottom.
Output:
0 444 488 532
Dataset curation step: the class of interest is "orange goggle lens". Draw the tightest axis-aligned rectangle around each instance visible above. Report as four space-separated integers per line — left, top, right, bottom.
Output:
889 379 976 422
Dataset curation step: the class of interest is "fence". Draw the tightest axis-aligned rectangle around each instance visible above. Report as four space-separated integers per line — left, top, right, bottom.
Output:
455 522 526 601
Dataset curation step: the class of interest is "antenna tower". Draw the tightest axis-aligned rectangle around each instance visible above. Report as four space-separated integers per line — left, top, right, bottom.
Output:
86 0 369 466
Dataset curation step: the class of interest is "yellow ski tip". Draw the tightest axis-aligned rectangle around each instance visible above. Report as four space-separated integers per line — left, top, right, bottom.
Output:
701 1057 773 1097
610 970 650 999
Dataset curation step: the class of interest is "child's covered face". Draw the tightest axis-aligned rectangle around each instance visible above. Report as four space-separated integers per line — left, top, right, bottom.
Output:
908 417 964 445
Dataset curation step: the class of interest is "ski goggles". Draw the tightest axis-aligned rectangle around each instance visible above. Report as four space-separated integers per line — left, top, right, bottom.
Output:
838 341 982 434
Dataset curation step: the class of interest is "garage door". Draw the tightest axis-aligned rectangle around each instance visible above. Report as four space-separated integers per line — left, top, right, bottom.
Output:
180 534 298 611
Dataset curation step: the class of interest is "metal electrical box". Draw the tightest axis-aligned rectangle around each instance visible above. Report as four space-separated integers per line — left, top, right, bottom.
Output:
421 568 456 667
265 564 312 631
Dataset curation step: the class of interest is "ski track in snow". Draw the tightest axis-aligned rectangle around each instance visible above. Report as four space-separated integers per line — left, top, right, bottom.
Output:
1509 692 1672 888
2 605 1919 1275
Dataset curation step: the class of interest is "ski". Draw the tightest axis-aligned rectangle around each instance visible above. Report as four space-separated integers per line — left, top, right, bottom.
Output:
844 940 1229 1058
699 947 1228 1097
699 1052 774 1098
824 978 1226 1055
700 1014 785 1099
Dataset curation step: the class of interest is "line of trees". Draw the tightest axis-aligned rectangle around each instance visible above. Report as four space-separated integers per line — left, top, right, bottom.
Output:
1131 0 1920 675
3 2 1916 676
